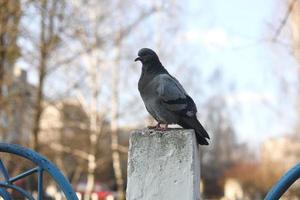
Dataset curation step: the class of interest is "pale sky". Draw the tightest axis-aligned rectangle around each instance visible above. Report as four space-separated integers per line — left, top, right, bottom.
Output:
184 0 298 145
19 0 299 148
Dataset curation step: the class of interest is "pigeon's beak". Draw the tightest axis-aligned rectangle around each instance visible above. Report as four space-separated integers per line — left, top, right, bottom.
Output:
134 57 142 62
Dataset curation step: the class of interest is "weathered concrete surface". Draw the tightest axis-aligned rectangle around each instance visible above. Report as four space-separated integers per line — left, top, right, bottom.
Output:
126 129 200 200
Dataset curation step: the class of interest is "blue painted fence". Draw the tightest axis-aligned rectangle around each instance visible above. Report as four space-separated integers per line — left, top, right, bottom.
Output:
0 142 298 200
265 162 300 200
0 143 78 200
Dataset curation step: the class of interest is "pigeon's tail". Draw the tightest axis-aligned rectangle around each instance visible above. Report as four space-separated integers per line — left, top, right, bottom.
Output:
178 116 210 145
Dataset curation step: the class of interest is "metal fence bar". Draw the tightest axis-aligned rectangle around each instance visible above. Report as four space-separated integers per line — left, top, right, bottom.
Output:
265 163 300 200
37 168 43 200
0 143 78 200
0 188 11 200
0 183 35 200
0 159 10 182
9 167 39 183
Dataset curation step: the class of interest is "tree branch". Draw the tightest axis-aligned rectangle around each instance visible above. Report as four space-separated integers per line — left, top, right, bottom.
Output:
49 143 89 160
273 0 298 41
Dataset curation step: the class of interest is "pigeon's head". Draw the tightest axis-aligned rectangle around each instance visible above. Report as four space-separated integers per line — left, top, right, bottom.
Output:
134 48 159 64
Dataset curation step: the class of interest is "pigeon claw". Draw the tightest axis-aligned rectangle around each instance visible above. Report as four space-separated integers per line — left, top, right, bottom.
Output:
148 122 161 129
155 124 168 131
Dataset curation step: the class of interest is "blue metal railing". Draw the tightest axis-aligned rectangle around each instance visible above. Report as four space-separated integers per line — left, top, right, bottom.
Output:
265 163 300 200
0 143 78 200
0 142 298 200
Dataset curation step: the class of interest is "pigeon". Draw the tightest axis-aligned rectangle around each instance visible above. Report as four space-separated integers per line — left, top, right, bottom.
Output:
135 48 210 145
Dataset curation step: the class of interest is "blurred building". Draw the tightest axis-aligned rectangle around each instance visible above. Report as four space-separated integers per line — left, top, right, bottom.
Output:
0 65 35 144
260 135 300 198
40 99 90 145
39 99 129 187
222 178 244 200
222 134 300 199
261 135 300 171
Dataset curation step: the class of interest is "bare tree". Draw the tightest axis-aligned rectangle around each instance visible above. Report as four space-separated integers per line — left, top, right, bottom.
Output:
200 69 242 198
0 0 21 136
65 1 160 199
110 32 124 200
286 0 300 136
30 0 66 150
5 1 188 199
290 0 300 62
84 41 105 200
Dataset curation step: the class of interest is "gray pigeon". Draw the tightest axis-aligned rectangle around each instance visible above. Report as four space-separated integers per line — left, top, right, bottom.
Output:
135 48 210 145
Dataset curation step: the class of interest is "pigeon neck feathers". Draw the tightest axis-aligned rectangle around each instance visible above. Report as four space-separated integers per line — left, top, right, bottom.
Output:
142 60 167 75
138 61 168 92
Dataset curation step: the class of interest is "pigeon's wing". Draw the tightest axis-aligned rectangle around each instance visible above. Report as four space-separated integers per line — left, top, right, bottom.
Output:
156 74 197 116
156 74 210 143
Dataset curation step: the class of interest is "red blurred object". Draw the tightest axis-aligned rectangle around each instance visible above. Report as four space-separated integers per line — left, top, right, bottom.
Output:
76 181 114 200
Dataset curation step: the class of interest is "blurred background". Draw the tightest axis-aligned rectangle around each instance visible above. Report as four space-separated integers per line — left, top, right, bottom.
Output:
0 0 299 199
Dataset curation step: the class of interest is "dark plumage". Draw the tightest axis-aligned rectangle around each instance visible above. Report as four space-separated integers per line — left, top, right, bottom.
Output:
135 48 210 145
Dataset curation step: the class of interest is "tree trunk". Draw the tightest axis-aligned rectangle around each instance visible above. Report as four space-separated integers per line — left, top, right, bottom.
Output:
0 0 8 106
31 0 48 151
0 32 5 106
111 34 125 200
0 0 21 115
84 58 100 200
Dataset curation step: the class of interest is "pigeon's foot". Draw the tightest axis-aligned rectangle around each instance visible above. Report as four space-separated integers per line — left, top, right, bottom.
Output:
148 122 161 129
155 124 168 131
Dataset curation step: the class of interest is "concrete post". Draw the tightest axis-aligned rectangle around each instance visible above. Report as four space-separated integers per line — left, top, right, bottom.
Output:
126 129 200 200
